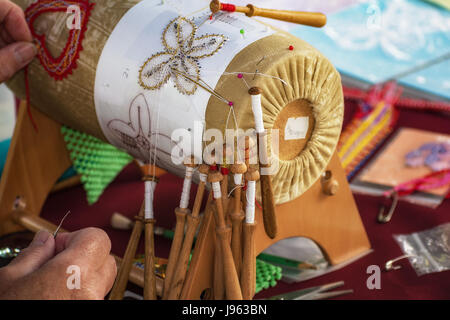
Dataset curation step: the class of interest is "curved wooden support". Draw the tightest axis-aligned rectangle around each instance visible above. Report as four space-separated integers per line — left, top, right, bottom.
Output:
0 103 71 236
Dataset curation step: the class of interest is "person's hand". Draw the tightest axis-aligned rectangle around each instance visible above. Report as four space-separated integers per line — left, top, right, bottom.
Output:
0 0 36 82
0 228 117 299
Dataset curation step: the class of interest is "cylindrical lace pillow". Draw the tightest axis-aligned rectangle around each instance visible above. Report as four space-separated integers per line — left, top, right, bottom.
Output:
7 0 343 205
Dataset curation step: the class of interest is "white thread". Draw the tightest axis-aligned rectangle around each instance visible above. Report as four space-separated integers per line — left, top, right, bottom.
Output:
234 173 242 185
228 183 243 198
251 94 264 133
144 180 157 219
199 172 207 183
212 181 222 199
245 180 256 224
180 166 194 209
203 70 291 87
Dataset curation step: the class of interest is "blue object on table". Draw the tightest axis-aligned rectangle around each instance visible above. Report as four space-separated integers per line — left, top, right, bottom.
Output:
398 59 450 100
58 166 77 182
0 138 10 177
290 0 450 100
0 137 76 181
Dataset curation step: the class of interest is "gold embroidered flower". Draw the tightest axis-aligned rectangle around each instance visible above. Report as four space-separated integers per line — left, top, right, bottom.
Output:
138 16 227 95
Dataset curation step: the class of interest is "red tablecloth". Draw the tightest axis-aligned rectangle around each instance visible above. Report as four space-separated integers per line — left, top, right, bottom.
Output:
41 99 450 299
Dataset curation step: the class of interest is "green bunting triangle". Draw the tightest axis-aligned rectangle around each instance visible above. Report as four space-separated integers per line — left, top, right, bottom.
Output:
61 126 133 204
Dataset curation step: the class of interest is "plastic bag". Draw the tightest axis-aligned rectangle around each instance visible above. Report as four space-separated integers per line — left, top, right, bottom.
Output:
394 223 450 276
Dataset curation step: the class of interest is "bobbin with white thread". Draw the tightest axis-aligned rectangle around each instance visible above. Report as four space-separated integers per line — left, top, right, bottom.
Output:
167 160 206 300
249 87 264 133
141 165 159 300
179 156 198 209
244 168 259 224
248 87 278 239
163 156 197 299
207 169 243 300
241 167 259 300
230 162 247 277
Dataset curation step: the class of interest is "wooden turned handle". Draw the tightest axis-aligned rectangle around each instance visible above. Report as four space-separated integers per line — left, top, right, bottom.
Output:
259 173 277 239
210 1 326 27
246 5 326 27
256 130 278 239
143 219 157 300
167 214 200 300
230 212 244 277
213 234 225 300
109 206 144 300
241 222 256 300
163 208 188 299
191 181 206 218
217 227 243 300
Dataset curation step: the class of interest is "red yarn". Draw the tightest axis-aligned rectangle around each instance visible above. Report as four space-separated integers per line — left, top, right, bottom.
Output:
343 85 450 114
24 67 38 132
220 167 229 175
220 3 236 12
25 0 94 81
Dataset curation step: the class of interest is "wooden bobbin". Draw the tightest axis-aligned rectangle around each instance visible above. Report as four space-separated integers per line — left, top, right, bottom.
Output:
209 0 327 27
241 222 256 299
221 144 233 218
230 163 247 277
168 163 208 300
109 204 145 300
163 206 188 299
241 168 259 300
248 87 278 239
142 173 158 300
208 170 243 300
207 168 225 300
144 218 157 300
163 157 197 299
168 214 201 300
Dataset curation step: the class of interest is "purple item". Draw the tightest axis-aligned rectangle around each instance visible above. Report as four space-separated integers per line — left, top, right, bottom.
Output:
405 142 450 171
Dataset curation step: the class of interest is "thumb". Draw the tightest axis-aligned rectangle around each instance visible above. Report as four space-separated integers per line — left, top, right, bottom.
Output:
0 41 36 83
6 230 55 280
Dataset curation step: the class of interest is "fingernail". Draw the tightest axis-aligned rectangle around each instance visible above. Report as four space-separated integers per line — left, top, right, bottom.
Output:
14 43 37 65
31 230 51 247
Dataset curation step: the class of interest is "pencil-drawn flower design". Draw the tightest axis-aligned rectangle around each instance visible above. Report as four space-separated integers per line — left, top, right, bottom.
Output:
138 16 227 95
107 93 179 164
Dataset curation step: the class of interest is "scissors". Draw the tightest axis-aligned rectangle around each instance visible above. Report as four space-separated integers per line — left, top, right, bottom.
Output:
268 281 353 300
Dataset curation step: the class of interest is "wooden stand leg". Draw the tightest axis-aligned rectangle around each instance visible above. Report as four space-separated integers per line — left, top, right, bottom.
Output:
109 204 144 300
241 222 256 299
144 219 157 300
167 214 200 300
